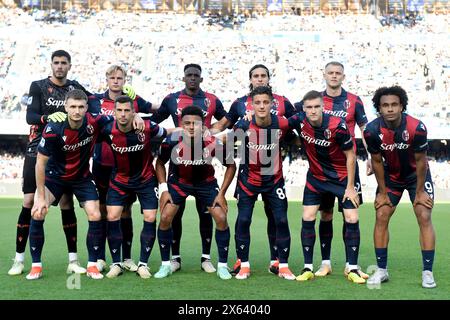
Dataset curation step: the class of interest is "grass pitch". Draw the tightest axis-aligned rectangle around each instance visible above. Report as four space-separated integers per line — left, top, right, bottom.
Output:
0 198 448 300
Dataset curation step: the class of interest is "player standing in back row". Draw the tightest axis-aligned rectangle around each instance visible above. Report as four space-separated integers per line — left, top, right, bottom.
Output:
294 62 370 279
150 64 227 274
8 50 92 276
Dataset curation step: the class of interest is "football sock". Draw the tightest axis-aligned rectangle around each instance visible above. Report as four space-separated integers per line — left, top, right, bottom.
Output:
319 219 333 260
275 214 291 264
215 228 230 264
29 219 44 263
171 201 185 256
107 220 122 264
264 204 278 261
16 206 31 254
140 221 156 264
97 218 107 261
86 221 102 263
121 217 133 260
344 221 360 266
61 209 77 253
158 228 173 262
422 250 435 271
375 247 388 269
301 219 316 264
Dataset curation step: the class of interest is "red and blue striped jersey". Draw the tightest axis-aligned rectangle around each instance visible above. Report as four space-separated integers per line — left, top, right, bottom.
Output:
294 89 367 151
92 91 152 167
234 114 290 187
150 89 226 128
101 119 166 186
38 113 113 181
159 134 232 185
226 93 296 126
364 113 428 184
288 112 353 182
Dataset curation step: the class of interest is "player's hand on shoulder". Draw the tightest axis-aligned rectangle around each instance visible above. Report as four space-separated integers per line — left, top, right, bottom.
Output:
133 114 145 132
123 84 136 100
47 111 67 123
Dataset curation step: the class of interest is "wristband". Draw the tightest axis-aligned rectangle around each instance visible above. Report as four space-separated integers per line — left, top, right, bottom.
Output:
159 183 168 197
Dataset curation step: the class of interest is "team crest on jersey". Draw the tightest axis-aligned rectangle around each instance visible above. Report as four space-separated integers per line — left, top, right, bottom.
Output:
204 98 210 108
176 108 182 116
276 129 282 140
324 129 332 140
137 132 146 143
402 130 410 142
86 124 94 135
273 99 279 108
343 100 350 110
62 136 67 142
203 147 210 158
47 87 53 94
379 133 384 140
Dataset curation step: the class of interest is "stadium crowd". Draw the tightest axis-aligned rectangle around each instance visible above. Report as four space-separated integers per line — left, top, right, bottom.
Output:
0 8 449 129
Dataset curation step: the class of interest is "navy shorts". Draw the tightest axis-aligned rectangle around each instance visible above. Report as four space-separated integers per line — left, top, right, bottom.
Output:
234 177 288 215
319 163 363 212
168 176 219 208
303 172 360 211
22 154 37 194
45 174 98 206
92 161 113 204
378 169 434 207
107 178 157 210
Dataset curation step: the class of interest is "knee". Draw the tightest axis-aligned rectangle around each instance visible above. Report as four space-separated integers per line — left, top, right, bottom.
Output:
320 210 333 222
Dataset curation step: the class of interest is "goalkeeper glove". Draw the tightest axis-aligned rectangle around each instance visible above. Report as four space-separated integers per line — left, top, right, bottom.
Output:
123 84 136 100
47 112 67 122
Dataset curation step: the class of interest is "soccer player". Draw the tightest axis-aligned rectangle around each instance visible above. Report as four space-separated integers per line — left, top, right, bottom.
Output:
100 95 169 279
233 86 295 280
289 90 365 284
92 65 156 273
364 86 436 288
8 50 91 276
211 64 296 276
27 89 113 280
150 64 227 274
294 62 369 279
154 105 236 280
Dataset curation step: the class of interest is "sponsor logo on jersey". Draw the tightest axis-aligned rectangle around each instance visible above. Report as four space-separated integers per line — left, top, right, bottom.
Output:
62 136 94 151
300 131 331 147
323 109 348 118
45 97 65 108
380 142 410 151
111 143 144 154
247 141 277 151
204 97 210 108
101 108 115 116
175 158 208 165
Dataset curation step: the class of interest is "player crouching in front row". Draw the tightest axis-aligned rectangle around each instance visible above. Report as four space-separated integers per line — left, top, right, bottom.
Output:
154 106 236 280
28 90 144 280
